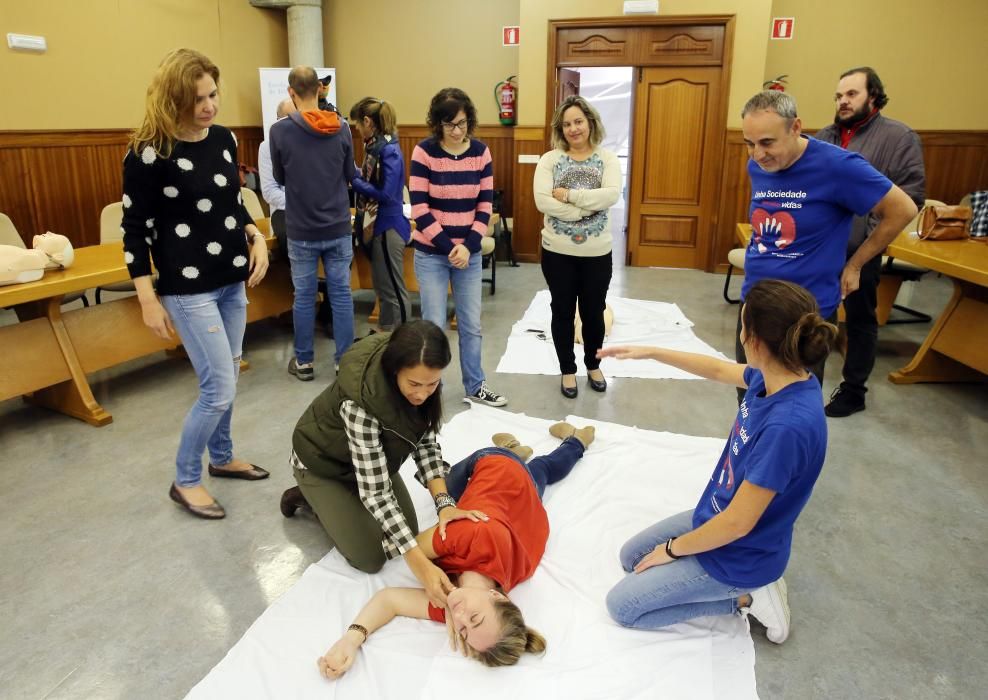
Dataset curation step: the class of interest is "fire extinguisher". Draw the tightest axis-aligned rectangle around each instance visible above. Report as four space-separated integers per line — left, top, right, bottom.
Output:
495 76 517 126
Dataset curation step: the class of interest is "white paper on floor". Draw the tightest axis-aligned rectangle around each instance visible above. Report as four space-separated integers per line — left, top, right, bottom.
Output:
187 405 757 700
495 290 729 379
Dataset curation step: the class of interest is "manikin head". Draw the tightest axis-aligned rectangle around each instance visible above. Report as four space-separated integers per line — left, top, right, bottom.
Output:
33 232 74 268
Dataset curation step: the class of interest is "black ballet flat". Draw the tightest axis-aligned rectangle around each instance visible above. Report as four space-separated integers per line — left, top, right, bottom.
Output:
587 373 607 393
560 378 578 399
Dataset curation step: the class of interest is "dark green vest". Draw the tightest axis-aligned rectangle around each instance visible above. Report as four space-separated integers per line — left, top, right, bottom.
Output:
291 333 430 481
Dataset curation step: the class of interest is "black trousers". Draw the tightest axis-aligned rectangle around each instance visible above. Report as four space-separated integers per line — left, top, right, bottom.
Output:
734 300 837 404
540 248 612 375
839 251 883 396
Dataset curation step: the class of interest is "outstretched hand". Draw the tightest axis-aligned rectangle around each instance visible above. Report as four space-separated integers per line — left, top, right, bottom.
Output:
317 637 359 680
597 345 653 361
438 507 489 541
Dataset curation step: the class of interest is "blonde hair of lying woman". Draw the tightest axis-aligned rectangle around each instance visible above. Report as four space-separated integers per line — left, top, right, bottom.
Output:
316 530 546 680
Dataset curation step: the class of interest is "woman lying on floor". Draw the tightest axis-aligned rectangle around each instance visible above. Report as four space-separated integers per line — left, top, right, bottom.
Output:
599 279 837 644
316 422 596 678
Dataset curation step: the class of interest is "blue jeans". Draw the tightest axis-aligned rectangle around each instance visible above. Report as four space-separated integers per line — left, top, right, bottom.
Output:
414 249 484 395
161 282 247 487
444 438 585 501
288 237 354 365
606 509 749 629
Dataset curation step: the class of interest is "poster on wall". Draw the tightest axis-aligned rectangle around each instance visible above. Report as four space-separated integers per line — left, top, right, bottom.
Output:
258 67 337 139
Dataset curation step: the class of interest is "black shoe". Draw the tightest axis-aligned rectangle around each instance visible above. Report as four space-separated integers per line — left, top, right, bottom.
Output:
208 463 270 480
560 377 578 399
280 486 310 518
587 371 607 393
824 386 865 417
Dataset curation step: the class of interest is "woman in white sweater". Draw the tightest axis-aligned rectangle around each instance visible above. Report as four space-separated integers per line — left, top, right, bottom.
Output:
533 96 621 398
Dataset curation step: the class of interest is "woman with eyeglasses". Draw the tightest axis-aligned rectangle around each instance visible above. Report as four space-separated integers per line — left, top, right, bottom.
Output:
409 88 507 408
534 95 621 399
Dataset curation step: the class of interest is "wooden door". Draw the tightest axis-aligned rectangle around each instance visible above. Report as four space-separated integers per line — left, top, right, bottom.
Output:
626 65 725 268
557 68 581 102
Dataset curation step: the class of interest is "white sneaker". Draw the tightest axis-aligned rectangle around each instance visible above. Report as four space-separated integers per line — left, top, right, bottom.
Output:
746 577 790 643
464 381 508 407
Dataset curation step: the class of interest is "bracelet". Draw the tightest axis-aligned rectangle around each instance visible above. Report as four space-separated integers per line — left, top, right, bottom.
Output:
434 492 456 513
665 538 682 560
247 231 264 245
347 623 368 643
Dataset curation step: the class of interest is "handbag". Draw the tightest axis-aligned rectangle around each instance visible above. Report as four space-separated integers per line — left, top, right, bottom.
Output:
917 205 973 240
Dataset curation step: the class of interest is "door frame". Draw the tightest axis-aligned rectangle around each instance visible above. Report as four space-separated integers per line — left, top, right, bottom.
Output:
545 15 735 271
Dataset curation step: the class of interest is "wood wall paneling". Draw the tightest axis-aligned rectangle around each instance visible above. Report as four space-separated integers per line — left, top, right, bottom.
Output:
638 25 725 65
0 127 263 248
510 127 549 263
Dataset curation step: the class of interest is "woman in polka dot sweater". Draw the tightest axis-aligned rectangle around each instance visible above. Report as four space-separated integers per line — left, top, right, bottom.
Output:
121 48 270 520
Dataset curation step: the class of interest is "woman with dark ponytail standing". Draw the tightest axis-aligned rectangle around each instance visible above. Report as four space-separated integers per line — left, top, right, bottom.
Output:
350 98 411 332
599 279 837 644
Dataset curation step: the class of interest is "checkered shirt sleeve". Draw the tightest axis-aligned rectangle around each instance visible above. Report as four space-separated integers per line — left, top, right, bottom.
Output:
412 429 449 487
970 191 988 238
340 400 416 559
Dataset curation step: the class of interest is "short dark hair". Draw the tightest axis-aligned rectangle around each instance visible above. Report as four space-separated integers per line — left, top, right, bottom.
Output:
742 280 838 373
288 66 319 100
840 66 888 109
380 320 451 432
426 87 477 141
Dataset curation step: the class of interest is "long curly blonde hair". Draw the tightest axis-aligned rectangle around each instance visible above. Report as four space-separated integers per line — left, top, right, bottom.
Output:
129 48 220 159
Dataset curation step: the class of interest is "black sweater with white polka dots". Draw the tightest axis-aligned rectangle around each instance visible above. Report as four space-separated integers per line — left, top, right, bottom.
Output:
121 125 253 296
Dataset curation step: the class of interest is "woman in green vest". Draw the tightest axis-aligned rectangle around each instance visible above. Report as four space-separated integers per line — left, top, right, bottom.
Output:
281 320 485 608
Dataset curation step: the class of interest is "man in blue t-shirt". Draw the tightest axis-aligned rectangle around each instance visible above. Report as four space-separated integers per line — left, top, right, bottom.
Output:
734 91 917 396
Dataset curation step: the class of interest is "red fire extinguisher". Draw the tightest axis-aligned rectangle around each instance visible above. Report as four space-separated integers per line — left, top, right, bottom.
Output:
495 76 517 126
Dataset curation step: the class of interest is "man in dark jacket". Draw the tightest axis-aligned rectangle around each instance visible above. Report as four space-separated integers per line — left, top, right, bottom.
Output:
271 65 356 381
816 67 925 417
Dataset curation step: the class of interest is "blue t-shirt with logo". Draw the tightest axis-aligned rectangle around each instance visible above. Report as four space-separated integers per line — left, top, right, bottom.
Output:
742 137 892 317
692 367 827 589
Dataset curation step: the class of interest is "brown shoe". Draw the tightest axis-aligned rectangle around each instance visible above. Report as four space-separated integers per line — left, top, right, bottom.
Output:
208 463 270 480
280 486 310 518
491 433 534 462
550 422 595 449
169 483 226 520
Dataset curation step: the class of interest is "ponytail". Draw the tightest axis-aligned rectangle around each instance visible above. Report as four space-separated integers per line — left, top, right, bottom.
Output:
349 96 398 136
743 280 838 373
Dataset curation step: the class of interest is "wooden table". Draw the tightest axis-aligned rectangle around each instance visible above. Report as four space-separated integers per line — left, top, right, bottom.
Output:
0 241 294 426
886 232 988 384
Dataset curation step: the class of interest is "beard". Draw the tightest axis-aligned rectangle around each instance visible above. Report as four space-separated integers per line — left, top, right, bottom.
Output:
835 102 873 128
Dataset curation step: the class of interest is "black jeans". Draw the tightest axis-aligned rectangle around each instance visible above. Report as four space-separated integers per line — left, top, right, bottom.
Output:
540 248 612 375
839 251 883 396
734 301 837 404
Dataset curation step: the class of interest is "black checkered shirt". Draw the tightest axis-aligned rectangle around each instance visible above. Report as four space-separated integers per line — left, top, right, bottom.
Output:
340 399 447 558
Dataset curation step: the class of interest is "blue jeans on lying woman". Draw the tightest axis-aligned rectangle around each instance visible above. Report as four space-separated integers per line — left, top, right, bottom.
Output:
606 509 750 629
160 282 247 488
445 438 586 501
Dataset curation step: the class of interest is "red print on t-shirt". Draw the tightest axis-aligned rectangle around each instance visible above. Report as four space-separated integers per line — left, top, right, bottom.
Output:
751 208 796 254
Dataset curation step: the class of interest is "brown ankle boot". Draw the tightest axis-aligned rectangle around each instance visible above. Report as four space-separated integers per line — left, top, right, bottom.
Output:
550 422 595 449
280 486 309 518
491 433 534 462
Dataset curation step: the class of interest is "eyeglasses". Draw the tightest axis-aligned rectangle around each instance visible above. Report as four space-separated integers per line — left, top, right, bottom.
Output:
442 119 469 132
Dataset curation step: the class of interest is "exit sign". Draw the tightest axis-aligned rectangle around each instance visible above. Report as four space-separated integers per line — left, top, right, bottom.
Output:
503 26 519 46
771 17 794 40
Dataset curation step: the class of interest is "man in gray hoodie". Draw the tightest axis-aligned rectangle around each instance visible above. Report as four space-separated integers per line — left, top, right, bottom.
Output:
271 65 357 381
816 67 925 417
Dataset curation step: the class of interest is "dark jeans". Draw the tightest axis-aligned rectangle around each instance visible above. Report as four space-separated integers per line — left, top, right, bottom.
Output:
540 248 612 374
839 251 883 396
735 302 837 404
445 438 586 501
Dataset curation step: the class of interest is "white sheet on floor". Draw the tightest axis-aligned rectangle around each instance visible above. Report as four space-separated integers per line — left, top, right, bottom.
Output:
187 406 757 700
495 290 729 379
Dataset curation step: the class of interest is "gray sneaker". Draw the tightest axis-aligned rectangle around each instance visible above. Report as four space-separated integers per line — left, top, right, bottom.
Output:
464 381 507 407
288 357 314 382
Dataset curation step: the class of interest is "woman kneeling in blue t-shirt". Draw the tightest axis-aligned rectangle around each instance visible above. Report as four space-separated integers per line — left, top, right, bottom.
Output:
598 279 837 644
